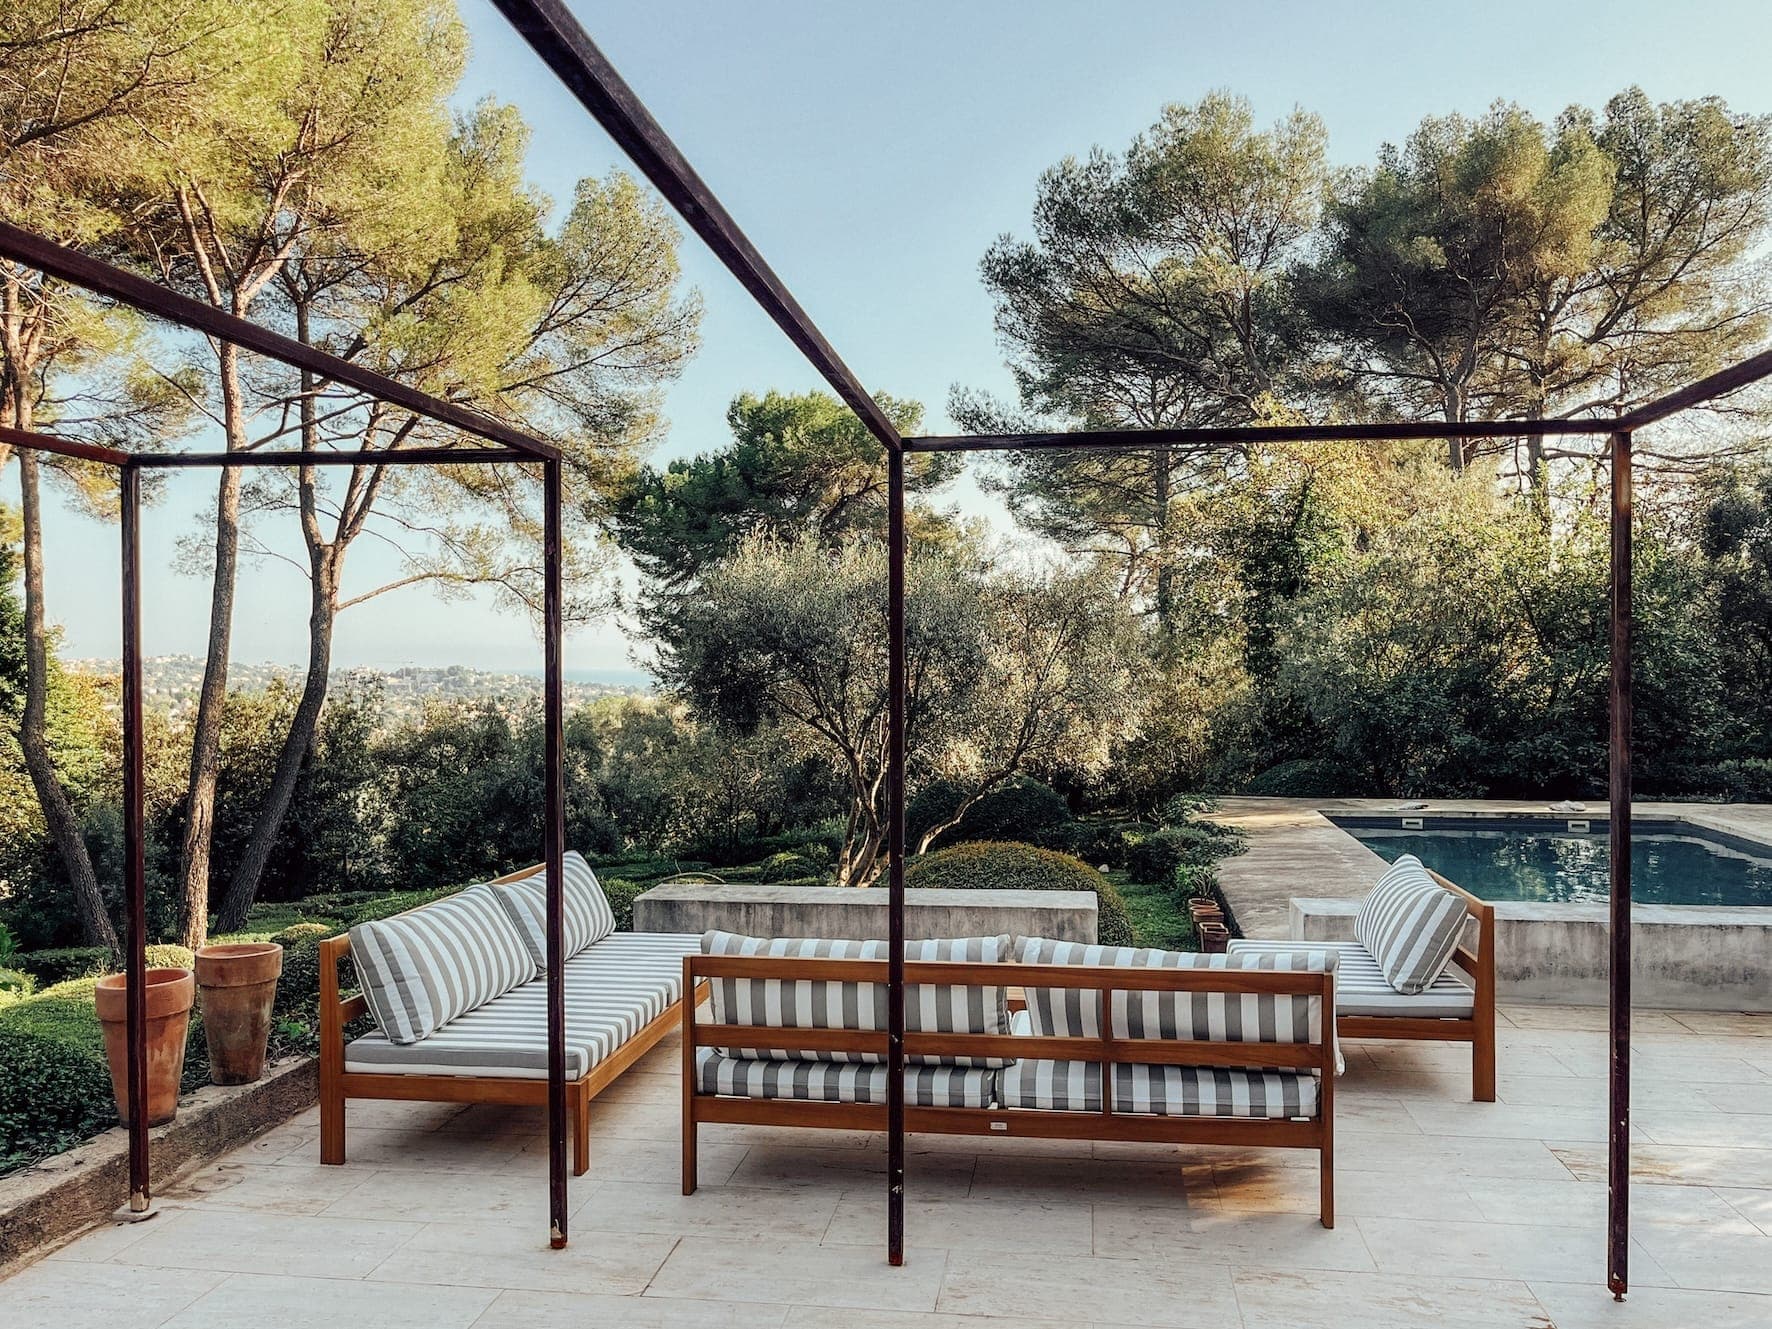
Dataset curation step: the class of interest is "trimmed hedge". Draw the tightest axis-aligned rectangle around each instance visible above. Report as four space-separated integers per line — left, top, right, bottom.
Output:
904 840 1134 947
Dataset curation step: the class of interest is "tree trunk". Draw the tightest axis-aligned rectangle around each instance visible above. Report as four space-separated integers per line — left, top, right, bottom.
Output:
176 341 246 948
213 554 336 932
16 448 120 953
1152 447 1176 634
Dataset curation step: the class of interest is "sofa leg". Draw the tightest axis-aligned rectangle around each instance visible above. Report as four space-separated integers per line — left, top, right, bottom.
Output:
682 1117 697 1196
1474 1027 1497 1103
1319 1147 1334 1230
572 1086 590 1177
320 1088 345 1166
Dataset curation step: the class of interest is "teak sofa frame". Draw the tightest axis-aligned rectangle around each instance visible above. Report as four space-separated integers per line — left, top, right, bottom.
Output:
1336 870 1497 1103
317 862 694 1175
681 955 1340 1227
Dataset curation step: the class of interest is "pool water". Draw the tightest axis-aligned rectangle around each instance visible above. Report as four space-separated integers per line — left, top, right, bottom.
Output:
1336 820 1772 907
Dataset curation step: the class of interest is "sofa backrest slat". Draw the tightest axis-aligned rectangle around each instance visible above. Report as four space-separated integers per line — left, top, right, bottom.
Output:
692 955 1331 995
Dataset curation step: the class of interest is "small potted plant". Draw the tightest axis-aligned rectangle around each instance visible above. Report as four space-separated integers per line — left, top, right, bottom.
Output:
94 965 196 1126
193 941 284 1084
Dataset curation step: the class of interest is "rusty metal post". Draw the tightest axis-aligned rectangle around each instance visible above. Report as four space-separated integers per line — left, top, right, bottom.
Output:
543 456 568 1248
886 448 907 1265
120 461 149 1212
1608 429 1633 1299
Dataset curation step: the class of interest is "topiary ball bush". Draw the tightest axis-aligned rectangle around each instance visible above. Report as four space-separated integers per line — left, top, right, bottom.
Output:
758 850 820 883
269 922 334 947
904 840 1134 947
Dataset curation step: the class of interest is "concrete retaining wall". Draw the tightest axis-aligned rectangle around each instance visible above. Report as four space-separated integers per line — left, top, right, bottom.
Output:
633 884 1097 942
1292 897 1772 1011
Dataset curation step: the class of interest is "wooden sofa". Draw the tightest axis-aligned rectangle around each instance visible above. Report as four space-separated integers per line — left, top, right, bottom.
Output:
682 937 1340 1226
318 859 703 1174
1230 868 1496 1101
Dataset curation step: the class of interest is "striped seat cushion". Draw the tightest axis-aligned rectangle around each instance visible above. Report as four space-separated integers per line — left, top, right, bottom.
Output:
1014 935 1334 1045
345 932 701 1078
350 883 537 1044
701 931 1012 1067
1228 940 1474 1018
1355 855 1471 994
494 850 617 966
998 1016 1318 1117
695 1048 996 1107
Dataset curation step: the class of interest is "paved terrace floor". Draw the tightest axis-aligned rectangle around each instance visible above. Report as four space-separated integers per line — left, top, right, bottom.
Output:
4 1007 1771 1328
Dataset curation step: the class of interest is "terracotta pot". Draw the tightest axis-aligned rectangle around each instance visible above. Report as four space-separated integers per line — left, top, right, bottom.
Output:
94 967 195 1127
1187 898 1224 921
1197 921 1231 955
194 942 283 1085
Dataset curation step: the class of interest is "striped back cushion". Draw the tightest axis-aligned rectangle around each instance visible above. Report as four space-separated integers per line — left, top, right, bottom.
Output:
494 850 617 966
1355 854 1470 995
350 884 537 1045
701 931 1012 1067
1015 936 1335 1054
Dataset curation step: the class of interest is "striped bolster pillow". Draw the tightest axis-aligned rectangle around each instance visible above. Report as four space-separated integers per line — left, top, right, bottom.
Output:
701 931 1013 1067
493 850 617 967
349 883 537 1044
1355 854 1470 995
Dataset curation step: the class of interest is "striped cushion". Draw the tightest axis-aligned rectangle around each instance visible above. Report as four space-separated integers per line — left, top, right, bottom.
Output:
998 1017 1318 1118
1355 855 1470 994
701 931 1012 1067
1228 940 1474 1018
350 884 537 1044
494 850 617 966
345 931 701 1078
1015 936 1334 1045
695 1048 996 1107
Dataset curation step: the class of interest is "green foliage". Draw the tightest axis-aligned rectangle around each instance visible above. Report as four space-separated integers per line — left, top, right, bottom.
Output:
14 947 111 985
0 1023 114 1173
911 778 1074 852
758 851 821 883
1121 821 1244 887
602 879 644 933
269 923 334 947
608 390 947 589
0 968 35 1003
904 840 1134 947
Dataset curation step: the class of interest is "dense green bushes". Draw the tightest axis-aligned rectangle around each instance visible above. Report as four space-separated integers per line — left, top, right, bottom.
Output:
905 840 1134 947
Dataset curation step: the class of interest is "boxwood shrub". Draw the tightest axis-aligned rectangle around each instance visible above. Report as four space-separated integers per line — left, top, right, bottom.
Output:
903 840 1134 947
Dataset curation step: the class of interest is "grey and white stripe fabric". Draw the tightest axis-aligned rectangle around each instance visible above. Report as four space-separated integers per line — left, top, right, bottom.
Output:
349 883 537 1044
1228 939 1474 1018
1354 854 1471 995
493 850 618 967
1014 935 1334 1045
996 1015 1319 1117
695 1048 997 1107
346 931 701 1077
701 931 1012 1066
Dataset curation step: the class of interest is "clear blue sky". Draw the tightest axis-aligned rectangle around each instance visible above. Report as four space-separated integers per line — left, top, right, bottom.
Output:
39 0 1772 674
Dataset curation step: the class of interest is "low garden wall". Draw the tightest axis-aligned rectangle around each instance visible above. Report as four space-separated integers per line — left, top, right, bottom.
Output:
633 883 1099 942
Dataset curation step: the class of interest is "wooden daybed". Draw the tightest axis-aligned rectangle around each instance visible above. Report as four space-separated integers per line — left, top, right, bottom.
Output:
1230 868 1497 1101
318 857 703 1174
682 936 1340 1226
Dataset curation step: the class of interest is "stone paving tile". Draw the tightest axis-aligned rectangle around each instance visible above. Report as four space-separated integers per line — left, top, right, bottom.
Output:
108 1206 424 1280
1715 1185 1772 1235
823 1193 1093 1255
1356 1216 1675 1287
1461 1177 1754 1230
1092 1204 1376 1273
162 1159 370 1215
1550 1140 1772 1189
580 1180 841 1241
164 1273 496 1328
648 1238 947 1313
0 1259 224 1329
366 1218 677 1295
1230 1268 1551 1329
1208 1161 1476 1221
937 1247 1240 1327
1632 1222 1772 1295
473 1288 792 1327
319 1164 597 1223
1528 1279 1772 1329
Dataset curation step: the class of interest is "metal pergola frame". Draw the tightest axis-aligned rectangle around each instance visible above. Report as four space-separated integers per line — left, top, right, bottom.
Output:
7 0 1771 1296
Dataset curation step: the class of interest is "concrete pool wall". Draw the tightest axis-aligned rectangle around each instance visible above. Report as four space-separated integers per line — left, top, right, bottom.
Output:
1212 796 1772 1013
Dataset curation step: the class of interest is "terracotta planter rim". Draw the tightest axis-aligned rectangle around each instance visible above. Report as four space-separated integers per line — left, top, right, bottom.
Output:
93 967 195 1022
195 941 284 987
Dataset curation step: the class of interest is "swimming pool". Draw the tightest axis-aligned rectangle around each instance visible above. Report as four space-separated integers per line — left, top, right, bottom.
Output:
1330 816 1772 907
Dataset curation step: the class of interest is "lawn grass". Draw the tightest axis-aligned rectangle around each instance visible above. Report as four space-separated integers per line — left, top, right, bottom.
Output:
1110 871 1197 951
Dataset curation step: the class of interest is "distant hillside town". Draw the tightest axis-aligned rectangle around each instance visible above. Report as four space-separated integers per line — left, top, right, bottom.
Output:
64 655 650 721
